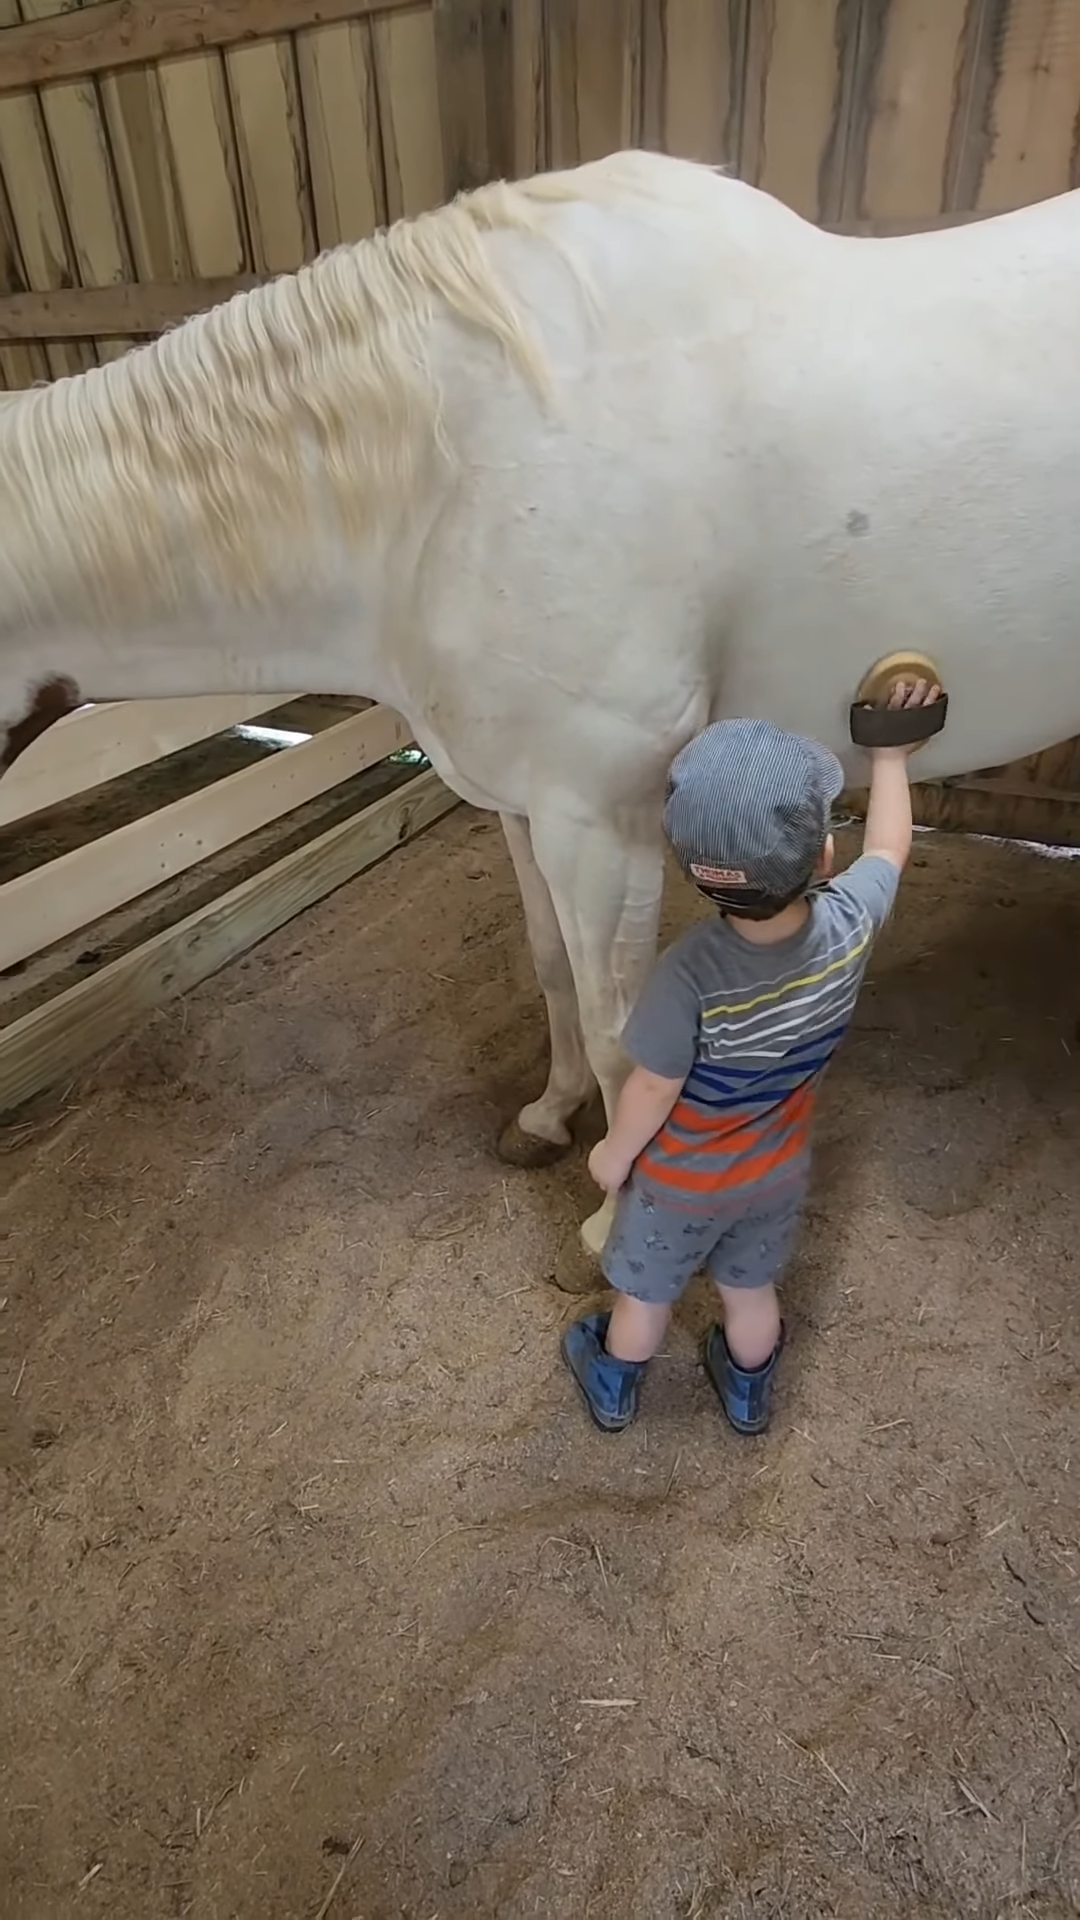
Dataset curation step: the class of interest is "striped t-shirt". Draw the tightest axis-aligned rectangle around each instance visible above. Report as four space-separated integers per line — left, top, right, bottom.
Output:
622 854 900 1204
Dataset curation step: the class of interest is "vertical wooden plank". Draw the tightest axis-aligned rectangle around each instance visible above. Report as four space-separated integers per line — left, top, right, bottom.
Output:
78 0 192 292
481 0 515 180
1 338 50 389
544 0 578 168
295 20 384 248
740 0 856 222
156 53 249 277
943 0 1010 210
973 0 1080 211
226 37 316 274
430 0 517 191
547 0 643 169
374 7 446 221
1045 737 1076 791
640 0 666 151
511 0 547 176
642 0 746 166
17 0 135 362
1026 738 1080 788
99 64 190 283
0 0 92 379
0 164 48 387
854 0 970 223
433 0 491 194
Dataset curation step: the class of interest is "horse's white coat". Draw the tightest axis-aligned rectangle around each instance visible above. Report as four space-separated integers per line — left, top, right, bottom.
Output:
3 149 1080 1249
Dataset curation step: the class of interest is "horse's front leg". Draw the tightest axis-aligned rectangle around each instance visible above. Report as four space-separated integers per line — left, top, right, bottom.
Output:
497 811 596 1167
528 802 665 1293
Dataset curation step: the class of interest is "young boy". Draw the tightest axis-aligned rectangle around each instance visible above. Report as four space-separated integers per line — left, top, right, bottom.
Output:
562 679 942 1437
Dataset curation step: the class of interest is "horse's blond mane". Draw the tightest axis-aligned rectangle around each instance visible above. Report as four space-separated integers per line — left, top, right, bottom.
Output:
0 148 692 629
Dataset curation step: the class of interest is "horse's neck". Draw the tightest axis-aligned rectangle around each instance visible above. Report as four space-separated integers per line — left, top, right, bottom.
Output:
0 377 418 711
2 583 401 712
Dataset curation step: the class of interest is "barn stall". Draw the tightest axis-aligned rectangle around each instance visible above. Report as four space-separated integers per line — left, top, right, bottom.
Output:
2 3 1080 1916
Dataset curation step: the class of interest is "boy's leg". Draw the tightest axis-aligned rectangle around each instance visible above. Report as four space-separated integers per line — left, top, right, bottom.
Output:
607 1295 671 1363
715 1283 781 1370
703 1184 804 1436
561 1180 703 1432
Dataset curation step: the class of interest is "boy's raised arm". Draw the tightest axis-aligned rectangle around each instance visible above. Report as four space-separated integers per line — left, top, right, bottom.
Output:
862 677 942 872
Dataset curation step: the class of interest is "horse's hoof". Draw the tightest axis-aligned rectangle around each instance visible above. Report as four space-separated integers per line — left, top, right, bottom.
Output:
551 1230 603 1296
496 1118 572 1170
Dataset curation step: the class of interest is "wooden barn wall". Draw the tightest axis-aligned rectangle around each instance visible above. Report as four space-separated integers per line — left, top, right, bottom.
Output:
0 0 446 381
4 0 1078 363
0 0 1077 793
511 0 1080 227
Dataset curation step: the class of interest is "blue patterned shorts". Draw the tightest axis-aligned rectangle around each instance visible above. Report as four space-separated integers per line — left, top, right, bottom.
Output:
600 1173 808 1306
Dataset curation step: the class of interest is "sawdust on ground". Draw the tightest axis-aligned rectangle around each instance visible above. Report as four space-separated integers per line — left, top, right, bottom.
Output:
2 811 1079 1919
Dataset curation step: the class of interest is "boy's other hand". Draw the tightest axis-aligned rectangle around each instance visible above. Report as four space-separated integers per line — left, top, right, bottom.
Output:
588 1138 632 1193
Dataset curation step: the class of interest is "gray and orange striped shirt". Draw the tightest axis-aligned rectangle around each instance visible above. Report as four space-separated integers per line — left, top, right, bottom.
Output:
622 854 900 1204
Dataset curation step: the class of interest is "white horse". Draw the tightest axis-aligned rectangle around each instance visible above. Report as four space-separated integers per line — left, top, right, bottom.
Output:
2 148 1079 1279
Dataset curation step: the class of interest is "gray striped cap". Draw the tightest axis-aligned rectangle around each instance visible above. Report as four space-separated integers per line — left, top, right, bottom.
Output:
663 719 844 902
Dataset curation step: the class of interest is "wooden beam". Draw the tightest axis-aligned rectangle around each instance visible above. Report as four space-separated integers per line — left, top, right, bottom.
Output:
841 776 1080 850
0 767 457 1118
0 0 425 97
0 275 264 340
0 703 412 972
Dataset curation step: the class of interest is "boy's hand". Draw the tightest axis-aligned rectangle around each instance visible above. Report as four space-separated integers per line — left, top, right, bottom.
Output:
588 1137 632 1194
871 676 942 763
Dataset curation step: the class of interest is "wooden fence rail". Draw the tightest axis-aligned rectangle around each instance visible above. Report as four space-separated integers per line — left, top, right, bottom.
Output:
2 704 415 973
0 693 296 824
0 694 457 1114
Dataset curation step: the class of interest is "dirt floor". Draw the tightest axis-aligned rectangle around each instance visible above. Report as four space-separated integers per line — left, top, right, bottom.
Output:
2 808 1079 1920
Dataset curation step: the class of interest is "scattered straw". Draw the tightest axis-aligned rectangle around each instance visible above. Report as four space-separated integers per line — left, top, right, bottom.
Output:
404 1523 488 1574
776 1729 851 1797
312 1836 364 1920
194 1779 238 1839
954 1775 996 1822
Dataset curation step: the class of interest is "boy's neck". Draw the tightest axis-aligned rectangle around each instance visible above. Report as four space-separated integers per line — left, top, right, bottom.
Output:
726 897 811 946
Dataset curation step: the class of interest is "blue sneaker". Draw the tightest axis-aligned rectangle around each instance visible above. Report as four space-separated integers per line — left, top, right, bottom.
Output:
703 1322 786 1435
561 1311 645 1432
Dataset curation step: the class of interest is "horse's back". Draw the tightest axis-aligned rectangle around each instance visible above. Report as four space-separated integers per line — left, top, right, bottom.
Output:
404 161 1080 798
